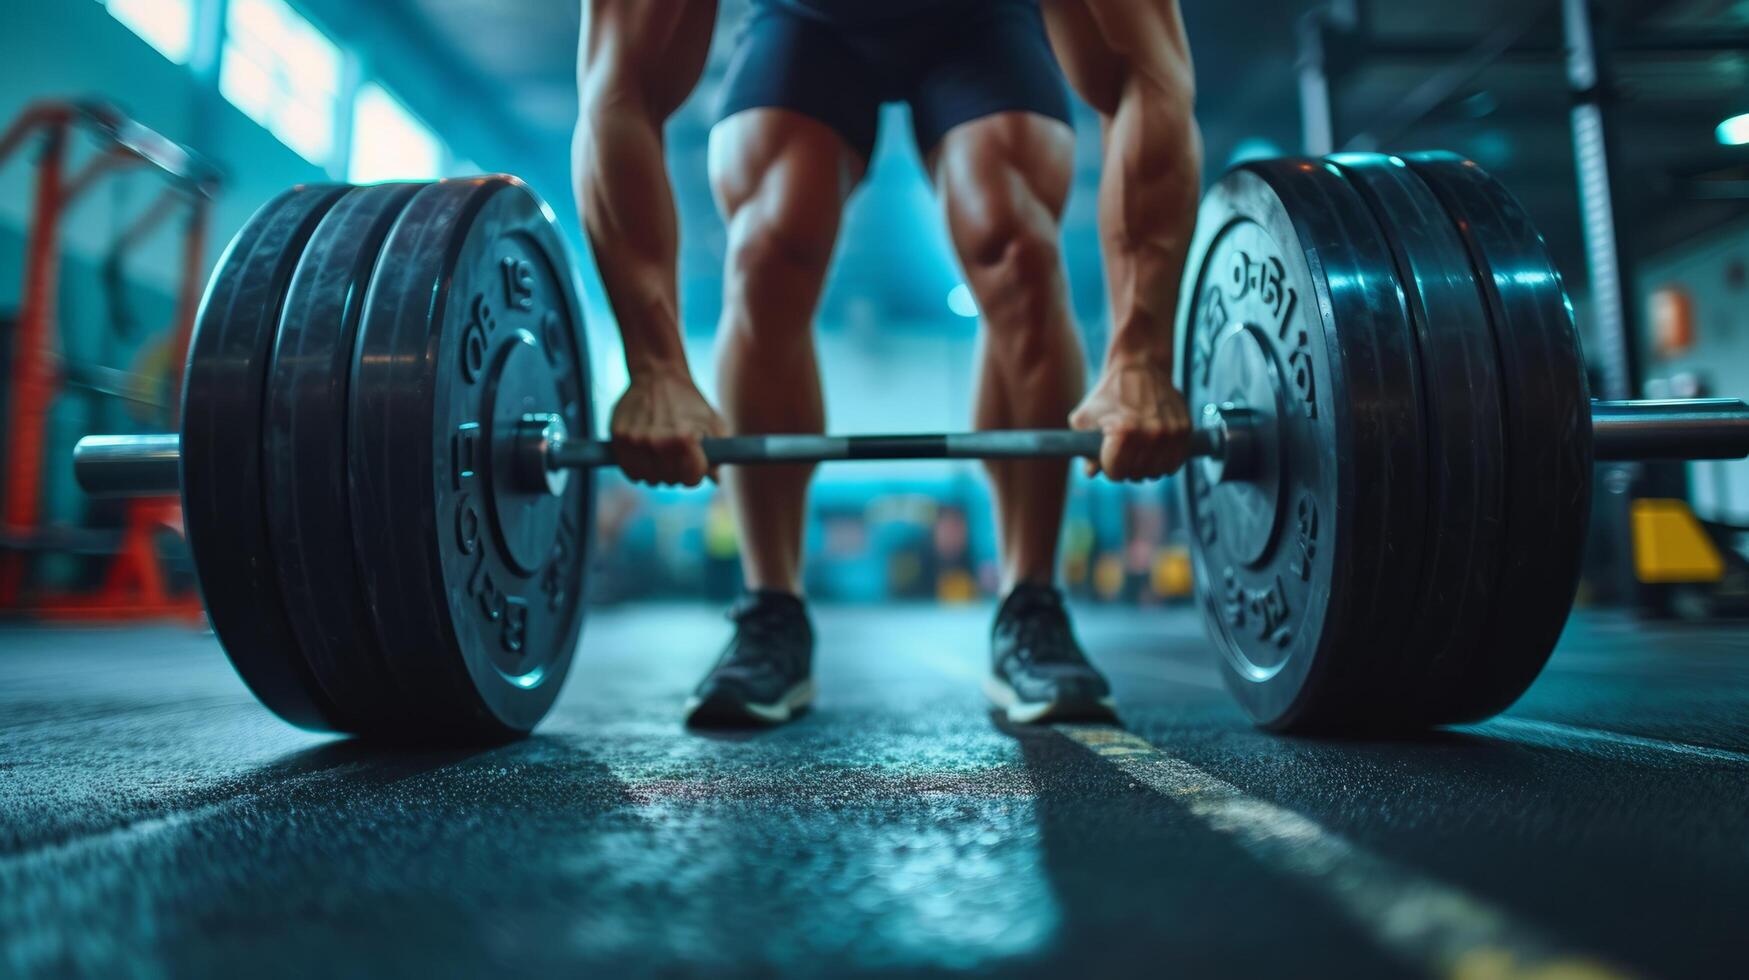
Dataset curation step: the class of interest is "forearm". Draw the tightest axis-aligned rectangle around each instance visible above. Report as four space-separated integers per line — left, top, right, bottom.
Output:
1097 75 1201 372
574 96 689 378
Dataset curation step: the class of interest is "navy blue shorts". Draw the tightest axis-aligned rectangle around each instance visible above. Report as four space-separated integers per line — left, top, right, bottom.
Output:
716 0 1074 163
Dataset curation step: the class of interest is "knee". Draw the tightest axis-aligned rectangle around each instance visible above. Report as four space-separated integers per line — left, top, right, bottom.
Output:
725 204 836 284
718 193 836 351
958 210 1065 349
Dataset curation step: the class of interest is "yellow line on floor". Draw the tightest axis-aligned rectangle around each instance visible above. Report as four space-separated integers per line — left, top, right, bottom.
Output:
1056 724 1632 980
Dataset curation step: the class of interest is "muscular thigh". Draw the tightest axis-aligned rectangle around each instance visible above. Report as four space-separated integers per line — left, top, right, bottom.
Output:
709 109 863 238
930 111 1074 258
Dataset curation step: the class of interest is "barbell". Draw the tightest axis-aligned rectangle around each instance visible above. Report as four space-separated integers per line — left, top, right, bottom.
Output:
72 154 1749 740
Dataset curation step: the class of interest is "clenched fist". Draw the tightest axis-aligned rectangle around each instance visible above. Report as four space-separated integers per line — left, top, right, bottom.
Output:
609 368 728 487
1069 358 1192 481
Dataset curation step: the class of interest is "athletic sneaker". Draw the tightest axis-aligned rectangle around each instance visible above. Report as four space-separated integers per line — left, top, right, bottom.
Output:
684 590 815 727
985 584 1119 724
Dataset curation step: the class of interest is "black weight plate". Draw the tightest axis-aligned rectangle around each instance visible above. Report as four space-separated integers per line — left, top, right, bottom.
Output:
264 181 424 732
1177 159 1427 731
351 178 593 737
181 183 352 731
1329 153 1508 726
1403 152 1593 723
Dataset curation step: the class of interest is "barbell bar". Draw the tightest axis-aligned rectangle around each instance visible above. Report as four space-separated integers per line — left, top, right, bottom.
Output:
74 404 1244 496
72 397 1749 499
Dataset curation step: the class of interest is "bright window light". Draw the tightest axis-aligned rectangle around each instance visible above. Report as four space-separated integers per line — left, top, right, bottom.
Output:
105 0 195 64
218 0 342 165
348 83 444 182
947 283 979 318
1717 112 1749 147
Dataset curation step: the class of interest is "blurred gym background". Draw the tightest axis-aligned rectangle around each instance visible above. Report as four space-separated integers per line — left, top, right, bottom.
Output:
2 0 1746 618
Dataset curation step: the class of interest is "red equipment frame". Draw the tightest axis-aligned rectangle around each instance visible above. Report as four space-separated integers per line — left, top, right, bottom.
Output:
0 100 219 620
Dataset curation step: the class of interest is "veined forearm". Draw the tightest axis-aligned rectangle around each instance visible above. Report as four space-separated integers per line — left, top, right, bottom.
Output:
575 100 690 378
573 0 717 381
1097 74 1201 372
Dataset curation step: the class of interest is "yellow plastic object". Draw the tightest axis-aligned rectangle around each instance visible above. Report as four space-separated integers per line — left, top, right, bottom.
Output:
937 569 978 604
1631 498 1725 584
1093 553 1126 600
1152 546 1193 598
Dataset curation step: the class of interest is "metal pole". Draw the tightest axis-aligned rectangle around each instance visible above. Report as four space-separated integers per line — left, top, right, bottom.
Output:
1563 0 1639 403
1563 0 1649 609
1297 10 1337 155
1591 399 1749 461
73 416 1241 497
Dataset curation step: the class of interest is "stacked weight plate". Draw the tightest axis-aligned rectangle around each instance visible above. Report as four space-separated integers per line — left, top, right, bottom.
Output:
181 177 595 738
1177 152 1591 731
1400 152 1593 723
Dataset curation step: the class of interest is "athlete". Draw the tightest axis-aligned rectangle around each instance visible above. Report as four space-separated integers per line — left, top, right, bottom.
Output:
574 0 1201 725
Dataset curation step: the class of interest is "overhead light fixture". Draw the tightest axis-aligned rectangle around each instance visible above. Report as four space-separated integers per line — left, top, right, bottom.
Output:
947 283 979 318
1717 112 1749 146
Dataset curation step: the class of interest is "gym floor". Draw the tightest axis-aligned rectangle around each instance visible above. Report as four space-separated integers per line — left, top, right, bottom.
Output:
2 605 1745 978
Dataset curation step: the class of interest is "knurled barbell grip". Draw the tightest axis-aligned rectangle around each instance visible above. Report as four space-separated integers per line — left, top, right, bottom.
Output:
547 426 1226 470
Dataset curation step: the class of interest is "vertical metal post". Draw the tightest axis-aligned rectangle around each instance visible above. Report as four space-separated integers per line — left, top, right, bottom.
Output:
1563 0 1657 609
1563 0 1639 402
189 0 227 84
1297 10 1336 155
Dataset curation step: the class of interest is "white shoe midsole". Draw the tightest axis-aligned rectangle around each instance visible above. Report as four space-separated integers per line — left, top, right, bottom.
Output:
983 675 1116 724
684 678 815 722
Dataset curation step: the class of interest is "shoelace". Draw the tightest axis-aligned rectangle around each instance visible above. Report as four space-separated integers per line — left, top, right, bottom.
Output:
1001 589 1079 666
720 599 808 675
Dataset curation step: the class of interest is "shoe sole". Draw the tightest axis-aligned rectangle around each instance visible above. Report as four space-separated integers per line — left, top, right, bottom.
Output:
684 679 815 728
984 676 1119 725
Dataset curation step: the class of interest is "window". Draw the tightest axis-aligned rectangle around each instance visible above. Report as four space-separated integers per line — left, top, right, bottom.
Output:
104 0 195 64
218 0 343 165
347 83 444 183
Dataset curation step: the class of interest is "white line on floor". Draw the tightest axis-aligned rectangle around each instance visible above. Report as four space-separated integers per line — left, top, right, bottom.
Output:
1471 717 1749 765
1056 724 1632 980
0 760 364 876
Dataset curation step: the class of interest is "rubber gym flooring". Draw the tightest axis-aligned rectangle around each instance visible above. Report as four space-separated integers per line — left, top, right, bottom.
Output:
2 604 1746 978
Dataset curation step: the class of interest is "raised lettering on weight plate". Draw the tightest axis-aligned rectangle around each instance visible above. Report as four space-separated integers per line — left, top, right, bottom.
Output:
540 310 565 368
1221 567 1245 630
1229 251 1292 320
1287 340 1317 420
452 422 480 490
540 513 577 611
1246 576 1293 647
1192 477 1218 548
454 493 480 556
501 596 528 654
1288 493 1319 582
1193 286 1228 386
502 257 535 311
460 294 497 383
